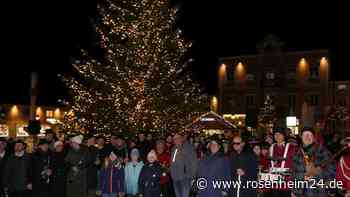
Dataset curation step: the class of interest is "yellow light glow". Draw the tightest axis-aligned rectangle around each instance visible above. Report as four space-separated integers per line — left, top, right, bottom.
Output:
219 64 227 79
320 57 329 71
10 105 19 117
236 62 244 72
211 96 218 112
36 107 43 117
54 108 61 119
235 62 246 81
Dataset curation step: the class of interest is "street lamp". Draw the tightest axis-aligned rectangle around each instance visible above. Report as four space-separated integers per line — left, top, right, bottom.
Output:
286 116 298 135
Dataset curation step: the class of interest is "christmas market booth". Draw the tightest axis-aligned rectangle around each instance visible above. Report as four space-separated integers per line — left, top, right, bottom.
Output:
185 111 235 136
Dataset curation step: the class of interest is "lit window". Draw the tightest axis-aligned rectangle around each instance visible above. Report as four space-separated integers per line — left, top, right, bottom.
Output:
46 110 53 118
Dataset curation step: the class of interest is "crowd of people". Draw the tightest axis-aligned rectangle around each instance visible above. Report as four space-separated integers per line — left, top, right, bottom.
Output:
0 127 349 197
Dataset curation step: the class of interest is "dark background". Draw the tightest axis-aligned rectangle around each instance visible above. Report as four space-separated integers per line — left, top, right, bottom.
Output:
1 0 348 105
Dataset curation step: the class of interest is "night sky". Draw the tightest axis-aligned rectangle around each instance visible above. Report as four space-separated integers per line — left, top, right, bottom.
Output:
1 1 348 105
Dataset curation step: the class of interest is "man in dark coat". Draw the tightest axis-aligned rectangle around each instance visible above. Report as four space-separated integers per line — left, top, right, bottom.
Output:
231 135 258 197
292 127 335 197
85 134 100 197
51 141 67 197
3 140 32 197
196 137 231 197
106 134 128 161
32 139 53 197
170 132 198 197
65 135 93 197
0 138 9 197
138 132 151 161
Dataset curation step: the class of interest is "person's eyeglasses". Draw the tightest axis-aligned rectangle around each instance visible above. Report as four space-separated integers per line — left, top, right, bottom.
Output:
232 142 241 145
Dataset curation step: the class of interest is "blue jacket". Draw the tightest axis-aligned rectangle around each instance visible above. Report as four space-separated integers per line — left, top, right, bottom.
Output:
124 161 144 195
197 152 232 197
99 165 125 194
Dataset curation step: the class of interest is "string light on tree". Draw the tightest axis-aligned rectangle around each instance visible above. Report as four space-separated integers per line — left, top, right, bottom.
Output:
60 0 207 134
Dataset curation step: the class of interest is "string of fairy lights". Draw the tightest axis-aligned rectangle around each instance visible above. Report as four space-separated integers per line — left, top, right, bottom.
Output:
60 0 207 134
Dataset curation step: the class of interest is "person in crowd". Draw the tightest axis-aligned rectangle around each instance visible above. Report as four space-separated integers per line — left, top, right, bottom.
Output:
265 134 274 146
265 127 297 197
127 138 138 158
3 140 32 197
222 139 231 158
292 127 335 197
336 136 350 197
51 141 67 197
108 134 128 161
196 137 231 197
155 140 171 197
138 132 151 161
32 139 53 197
146 133 155 152
170 132 197 197
85 134 100 197
231 135 258 197
253 144 261 157
259 143 270 171
65 134 93 197
0 138 9 197
165 135 173 154
138 150 163 197
99 152 125 197
45 129 57 152
194 138 204 159
96 135 108 163
125 148 143 197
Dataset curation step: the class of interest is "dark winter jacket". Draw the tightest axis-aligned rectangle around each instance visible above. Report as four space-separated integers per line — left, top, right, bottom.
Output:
0 151 9 196
32 150 52 195
230 150 258 197
2 152 32 192
138 162 163 197
99 164 125 194
170 141 198 181
87 146 99 190
197 152 232 197
65 146 92 197
292 143 335 197
51 151 67 197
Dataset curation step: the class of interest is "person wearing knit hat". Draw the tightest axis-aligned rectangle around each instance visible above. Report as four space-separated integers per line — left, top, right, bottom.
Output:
70 134 83 145
65 134 90 197
125 148 143 196
139 149 163 197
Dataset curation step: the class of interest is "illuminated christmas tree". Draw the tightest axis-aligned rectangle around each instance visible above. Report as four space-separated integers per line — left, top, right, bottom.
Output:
61 0 207 134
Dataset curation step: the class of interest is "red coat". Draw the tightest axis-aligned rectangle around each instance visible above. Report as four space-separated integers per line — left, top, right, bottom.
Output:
268 143 297 169
157 152 170 185
336 154 350 190
259 154 269 171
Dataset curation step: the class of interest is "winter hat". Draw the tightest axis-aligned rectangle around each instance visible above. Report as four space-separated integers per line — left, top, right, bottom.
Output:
147 149 158 160
71 135 84 145
130 148 140 157
301 127 315 136
38 139 49 146
273 127 286 136
54 141 64 148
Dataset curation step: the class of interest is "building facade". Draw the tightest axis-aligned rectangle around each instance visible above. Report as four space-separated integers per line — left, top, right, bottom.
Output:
218 36 330 127
0 104 68 138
